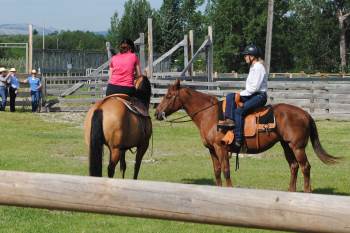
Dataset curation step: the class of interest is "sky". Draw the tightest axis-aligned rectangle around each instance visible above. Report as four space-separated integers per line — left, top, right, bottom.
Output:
2 0 163 31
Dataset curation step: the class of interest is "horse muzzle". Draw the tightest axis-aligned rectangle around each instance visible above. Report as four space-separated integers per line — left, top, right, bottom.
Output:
155 111 167 121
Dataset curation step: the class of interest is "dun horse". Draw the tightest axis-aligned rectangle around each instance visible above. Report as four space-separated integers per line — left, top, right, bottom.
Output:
155 80 339 192
85 76 152 179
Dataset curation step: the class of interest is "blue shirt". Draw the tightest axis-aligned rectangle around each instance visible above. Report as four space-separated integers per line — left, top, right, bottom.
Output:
10 74 19 89
27 76 41 92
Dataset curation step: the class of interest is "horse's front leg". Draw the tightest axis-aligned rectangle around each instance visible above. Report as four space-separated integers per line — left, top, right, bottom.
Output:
214 144 232 187
209 148 222 186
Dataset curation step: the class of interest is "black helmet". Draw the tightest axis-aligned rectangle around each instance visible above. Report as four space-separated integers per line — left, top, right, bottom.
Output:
241 44 261 58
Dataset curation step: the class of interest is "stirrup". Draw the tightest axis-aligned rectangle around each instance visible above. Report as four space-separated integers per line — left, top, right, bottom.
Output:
217 119 235 131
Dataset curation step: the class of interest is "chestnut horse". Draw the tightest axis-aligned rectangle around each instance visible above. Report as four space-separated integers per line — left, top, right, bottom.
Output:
155 80 339 192
84 76 152 179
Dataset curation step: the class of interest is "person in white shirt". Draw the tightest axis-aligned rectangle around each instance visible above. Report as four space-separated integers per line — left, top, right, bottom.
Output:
234 44 268 148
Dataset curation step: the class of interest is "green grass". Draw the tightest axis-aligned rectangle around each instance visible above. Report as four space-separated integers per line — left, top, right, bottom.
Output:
0 111 349 233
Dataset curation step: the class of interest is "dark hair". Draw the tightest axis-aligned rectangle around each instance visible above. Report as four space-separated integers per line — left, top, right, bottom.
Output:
119 39 135 53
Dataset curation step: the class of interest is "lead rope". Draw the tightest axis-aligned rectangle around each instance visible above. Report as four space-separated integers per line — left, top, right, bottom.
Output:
235 152 240 171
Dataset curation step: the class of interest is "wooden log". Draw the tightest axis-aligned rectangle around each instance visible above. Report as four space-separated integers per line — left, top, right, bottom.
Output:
0 171 350 233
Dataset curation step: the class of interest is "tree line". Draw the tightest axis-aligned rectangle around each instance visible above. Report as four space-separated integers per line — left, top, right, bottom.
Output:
0 0 349 74
108 0 350 73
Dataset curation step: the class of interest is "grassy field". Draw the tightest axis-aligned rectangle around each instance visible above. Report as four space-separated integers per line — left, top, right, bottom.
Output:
0 111 349 233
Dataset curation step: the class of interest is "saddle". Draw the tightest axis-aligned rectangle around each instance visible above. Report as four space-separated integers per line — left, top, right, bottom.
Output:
103 94 149 117
219 96 276 149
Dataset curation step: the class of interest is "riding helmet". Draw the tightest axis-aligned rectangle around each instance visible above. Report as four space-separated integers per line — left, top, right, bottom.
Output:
241 44 262 58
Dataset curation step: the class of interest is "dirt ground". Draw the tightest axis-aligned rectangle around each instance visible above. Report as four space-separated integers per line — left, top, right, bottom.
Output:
39 112 86 127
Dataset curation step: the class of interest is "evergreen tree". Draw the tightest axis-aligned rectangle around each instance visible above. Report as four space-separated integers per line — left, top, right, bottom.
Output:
157 0 183 53
107 0 153 48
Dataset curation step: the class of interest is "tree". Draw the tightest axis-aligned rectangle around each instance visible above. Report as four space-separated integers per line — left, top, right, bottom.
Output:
107 0 153 48
157 0 183 53
207 0 268 72
289 0 341 72
107 11 120 45
334 0 350 72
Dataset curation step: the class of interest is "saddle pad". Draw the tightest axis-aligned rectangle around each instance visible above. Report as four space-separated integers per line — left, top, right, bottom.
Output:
101 94 149 117
221 106 275 145
117 98 149 117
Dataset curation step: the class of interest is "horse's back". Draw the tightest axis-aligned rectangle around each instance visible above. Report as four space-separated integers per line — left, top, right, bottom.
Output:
273 103 310 123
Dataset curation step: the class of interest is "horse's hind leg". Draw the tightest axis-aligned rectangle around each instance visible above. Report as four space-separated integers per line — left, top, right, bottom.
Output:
108 148 122 178
281 141 299 192
290 145 312 193
133 143 148 180
209 148 222 186
119 150 126 178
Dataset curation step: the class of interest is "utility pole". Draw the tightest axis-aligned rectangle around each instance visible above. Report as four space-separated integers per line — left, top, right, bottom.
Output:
265 0 274 75
28 24 33 73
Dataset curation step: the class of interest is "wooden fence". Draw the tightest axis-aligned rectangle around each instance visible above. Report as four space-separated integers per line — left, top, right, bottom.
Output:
0 170 349 233
42 75 350 120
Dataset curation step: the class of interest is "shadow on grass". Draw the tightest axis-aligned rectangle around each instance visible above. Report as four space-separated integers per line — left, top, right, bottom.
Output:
312 188 349 196
181 178 215 186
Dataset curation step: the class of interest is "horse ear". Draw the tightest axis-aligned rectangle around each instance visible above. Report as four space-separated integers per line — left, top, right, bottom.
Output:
174 79 181 89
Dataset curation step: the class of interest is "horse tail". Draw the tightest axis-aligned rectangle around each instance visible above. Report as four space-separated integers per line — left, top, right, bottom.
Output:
89 109 104 176
309 116 339 164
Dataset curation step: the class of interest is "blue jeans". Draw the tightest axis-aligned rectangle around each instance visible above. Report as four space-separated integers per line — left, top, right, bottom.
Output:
234 92 267 142
31 91 41 112
0 86 8 111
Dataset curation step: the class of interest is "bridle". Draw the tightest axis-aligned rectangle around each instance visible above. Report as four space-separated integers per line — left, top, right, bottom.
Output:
160 89 221 124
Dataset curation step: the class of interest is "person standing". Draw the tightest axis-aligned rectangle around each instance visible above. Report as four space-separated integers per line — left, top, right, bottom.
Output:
22 69 42 112
107 38 142 97
0 67 10 111
8 68 19 112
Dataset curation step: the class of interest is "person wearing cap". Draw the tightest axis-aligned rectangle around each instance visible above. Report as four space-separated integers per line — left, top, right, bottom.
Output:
233 44 268 148
22 69 42 112
0 67 10 111
8 68 20 112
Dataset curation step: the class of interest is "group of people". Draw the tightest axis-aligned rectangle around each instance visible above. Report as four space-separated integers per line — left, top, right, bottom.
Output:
109 39 268 148
0 68 42 112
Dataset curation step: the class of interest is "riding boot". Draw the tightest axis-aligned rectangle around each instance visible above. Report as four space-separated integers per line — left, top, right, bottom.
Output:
234 140 242 148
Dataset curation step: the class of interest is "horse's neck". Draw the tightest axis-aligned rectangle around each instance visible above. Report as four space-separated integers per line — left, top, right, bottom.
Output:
180 88 218 127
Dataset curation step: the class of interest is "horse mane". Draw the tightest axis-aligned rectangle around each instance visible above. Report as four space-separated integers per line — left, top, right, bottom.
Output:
182 86 218 104
135 75 152 106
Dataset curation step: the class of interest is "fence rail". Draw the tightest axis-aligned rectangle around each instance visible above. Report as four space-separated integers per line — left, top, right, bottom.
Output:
0 170 349 233
41 75 350 120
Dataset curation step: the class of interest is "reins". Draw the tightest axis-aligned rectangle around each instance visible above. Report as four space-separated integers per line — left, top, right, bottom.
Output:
163 100 222 124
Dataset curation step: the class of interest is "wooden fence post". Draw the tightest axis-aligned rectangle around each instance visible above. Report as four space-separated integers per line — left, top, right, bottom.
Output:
189 30 194 76
148 18 153 79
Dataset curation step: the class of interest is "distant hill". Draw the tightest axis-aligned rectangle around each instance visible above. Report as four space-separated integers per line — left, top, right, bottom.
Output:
0 24 58 35
0 24 107 36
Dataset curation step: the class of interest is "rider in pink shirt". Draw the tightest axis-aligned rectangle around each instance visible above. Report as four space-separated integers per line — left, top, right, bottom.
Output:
107 39 142 96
